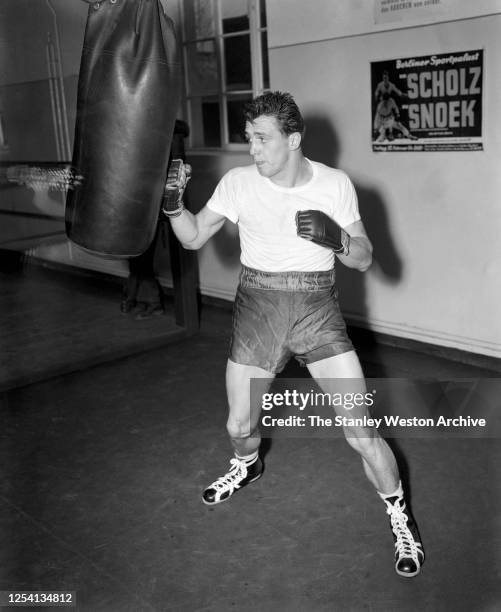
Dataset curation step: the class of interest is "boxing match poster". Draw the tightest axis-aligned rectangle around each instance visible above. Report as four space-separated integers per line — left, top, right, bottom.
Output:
371 49 483 152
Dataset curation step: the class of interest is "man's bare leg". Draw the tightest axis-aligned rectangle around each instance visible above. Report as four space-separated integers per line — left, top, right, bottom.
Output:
307 351 424 577
201 359 274 506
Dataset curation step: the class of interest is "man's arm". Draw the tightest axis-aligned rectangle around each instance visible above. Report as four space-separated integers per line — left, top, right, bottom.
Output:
295 212 372 272
169 206 226 250
161 159 226 250
390 82 404 98
335 219 372 271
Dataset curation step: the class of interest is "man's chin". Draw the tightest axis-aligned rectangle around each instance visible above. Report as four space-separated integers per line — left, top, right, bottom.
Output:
255 163 270 176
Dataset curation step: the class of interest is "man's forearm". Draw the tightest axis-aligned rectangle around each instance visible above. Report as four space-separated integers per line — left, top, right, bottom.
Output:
169 210 201 249
295 210 373 272
337 235 372 271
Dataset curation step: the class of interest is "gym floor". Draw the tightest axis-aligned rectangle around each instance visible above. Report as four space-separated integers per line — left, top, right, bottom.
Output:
1 257 500 612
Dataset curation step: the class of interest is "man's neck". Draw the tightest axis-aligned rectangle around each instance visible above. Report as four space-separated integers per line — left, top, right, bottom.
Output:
270 154 312 188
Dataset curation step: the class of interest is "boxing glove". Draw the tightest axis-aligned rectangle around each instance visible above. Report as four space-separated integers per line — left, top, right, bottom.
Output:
162 159 192 218
295 210 350 255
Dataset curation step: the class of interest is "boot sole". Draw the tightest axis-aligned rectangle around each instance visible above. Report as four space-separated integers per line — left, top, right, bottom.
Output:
201 471 263 506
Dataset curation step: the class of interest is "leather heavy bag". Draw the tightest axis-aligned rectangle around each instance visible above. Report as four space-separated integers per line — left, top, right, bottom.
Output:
66 0 181 256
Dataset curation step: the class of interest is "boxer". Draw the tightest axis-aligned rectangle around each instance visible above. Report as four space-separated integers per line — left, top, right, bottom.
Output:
164 92 424 578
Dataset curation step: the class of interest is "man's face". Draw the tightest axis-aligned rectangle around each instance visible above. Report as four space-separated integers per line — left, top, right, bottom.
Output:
245 115 294 179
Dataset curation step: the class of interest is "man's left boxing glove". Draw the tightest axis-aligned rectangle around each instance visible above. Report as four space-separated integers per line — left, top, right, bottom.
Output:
162 159 192 218
296 210 350 255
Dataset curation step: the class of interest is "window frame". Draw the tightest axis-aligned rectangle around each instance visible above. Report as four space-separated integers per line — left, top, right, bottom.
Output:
180 0 269 152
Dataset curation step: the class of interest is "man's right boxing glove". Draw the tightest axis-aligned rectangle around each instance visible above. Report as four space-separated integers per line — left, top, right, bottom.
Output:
162 159 192 218
295 210 350 255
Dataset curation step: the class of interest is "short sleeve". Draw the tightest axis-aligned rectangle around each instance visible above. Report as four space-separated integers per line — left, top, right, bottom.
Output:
334 172 361 228
207 170 240 224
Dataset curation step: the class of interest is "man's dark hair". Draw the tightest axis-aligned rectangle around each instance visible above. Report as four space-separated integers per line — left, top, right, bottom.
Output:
244 91 305 136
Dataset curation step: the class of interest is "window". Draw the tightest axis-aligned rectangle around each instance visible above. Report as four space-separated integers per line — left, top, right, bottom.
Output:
181 0 269 148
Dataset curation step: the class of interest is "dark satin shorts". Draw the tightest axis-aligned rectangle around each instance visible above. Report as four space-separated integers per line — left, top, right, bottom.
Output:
230 266 354 373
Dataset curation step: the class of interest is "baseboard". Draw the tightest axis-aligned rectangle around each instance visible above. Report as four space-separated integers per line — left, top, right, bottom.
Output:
20 254 127 285
345 325 501 373
344 312 501 361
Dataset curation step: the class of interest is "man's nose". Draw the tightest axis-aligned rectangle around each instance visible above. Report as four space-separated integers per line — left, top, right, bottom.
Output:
249 139 259 156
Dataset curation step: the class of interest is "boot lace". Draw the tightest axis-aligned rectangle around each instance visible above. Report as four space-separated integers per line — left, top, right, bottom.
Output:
386 501 423 564
208 458 248 495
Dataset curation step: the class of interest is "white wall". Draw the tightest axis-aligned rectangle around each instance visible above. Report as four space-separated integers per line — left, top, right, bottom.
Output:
267 0 501 45
265 9 501 357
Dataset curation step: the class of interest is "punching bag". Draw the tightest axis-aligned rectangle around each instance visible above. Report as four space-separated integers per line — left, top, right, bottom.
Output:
66 0 181 257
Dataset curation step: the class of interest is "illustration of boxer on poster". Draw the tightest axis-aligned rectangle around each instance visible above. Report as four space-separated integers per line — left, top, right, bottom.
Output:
371 49 483 151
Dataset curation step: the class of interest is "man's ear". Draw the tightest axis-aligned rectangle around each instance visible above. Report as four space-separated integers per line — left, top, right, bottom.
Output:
289 132 302 150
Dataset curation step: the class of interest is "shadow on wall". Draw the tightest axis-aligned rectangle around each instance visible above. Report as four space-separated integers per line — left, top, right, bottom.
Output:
301 112 404 380
302 112 403 319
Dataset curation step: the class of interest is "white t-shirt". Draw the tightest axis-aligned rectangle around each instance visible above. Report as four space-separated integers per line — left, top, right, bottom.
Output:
207 159 361 272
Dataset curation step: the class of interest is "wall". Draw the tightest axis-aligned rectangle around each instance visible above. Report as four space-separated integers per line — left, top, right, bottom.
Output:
1 0 500 358
185 3 501 358
267 0 501 44
0 0 180 280
0 0 86 252
265 3 501 357
0 0 88 161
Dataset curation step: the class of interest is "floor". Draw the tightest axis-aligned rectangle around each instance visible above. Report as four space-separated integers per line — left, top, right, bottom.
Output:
0 253 186 392
1 258 500 612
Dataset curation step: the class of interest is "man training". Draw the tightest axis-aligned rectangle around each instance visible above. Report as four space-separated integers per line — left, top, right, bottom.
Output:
163 91 424 578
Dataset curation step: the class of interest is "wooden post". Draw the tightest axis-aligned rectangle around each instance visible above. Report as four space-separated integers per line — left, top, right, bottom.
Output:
168 121 199 334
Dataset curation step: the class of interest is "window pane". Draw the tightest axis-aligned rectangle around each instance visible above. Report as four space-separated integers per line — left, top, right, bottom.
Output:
221 0 249 33
202 97 221 146
260 0 267 28
186 40 219 95
261 31 269 89
224 35 251 91
227 94 252 143
189 96 221 147
184 0 216 40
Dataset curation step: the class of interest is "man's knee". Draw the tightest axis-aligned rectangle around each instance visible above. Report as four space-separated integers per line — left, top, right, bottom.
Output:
344 427 380 455
226 416 256 440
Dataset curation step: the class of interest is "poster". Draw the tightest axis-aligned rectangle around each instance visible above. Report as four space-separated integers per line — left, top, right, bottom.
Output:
373 0 501 27
374 0 446 24
371 49 483 152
